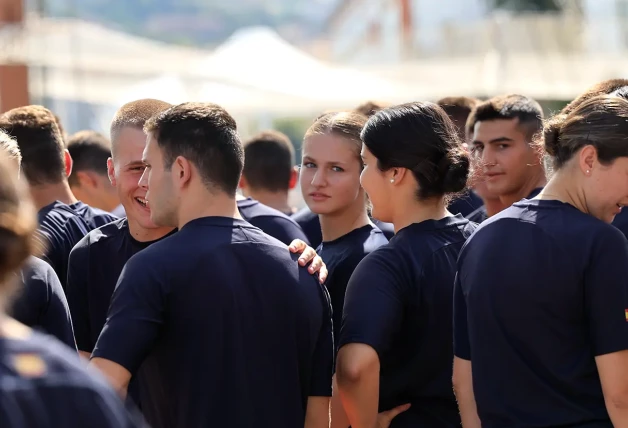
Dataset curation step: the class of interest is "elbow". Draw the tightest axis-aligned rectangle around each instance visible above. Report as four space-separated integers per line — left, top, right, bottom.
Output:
606 391 628 411
337 359 366 384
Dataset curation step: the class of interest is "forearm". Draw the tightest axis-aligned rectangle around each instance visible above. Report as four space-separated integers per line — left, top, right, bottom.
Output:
331 375 350 428
605 399 628 428
455 388 481 428
337 368 379 428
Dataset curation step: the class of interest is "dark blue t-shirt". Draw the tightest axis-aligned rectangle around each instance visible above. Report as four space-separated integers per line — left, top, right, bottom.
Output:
0 328 144 428
465 187 543 224
237 198 310 246
317 224 388 346
66 219 176 353
292 207 394 248
93 217 333 428
612 208 628 239
10 256 76 351
340 215 475 427
37 201 117 290
448 191 483 217
454 199 628 428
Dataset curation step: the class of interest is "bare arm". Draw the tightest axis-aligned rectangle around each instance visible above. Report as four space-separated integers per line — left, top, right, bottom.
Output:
336 343 380 428
79 350 91 360
90 357 132 399
453 357 481 428
596 350 628 428
305 396 330 428
331 375 350 428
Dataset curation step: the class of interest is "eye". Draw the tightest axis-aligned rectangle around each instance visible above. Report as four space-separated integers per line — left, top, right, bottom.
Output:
331 166 344 173
130 166 145 172
497 144 509 150
302 162 316 169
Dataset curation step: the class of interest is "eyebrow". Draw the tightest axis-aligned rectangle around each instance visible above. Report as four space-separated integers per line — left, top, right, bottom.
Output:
302 155 348 165
472 137 514 145
125 160 145 168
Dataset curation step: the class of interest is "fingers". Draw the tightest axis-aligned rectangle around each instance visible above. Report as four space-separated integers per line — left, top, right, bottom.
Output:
378 403 411 427
386 403 411 418
316 259 328 284
288 239 308 254
297 246 317 267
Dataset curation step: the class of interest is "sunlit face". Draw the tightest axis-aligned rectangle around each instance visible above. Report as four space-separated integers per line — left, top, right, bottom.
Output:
139 133 178 227
108 127 155 229
583 156 628 223
468 149 500 201
359 145 393 223
471 118 541 198
300 134 364 216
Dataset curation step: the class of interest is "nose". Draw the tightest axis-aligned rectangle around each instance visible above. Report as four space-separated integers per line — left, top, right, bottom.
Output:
311 168 327 187
481 147 497 169
138 168 149 190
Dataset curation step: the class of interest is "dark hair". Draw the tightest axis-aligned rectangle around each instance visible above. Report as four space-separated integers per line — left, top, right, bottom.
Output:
144 102 243 195
466 94 543 141
561 79 628 115
362 102 470 200
437 96 480 141
66 130 112 186
243 130 294 192
110 99 172 154
543 95 628 170
354 101 391 118
305 111 367 161
0 152 37 287
0 105 66 186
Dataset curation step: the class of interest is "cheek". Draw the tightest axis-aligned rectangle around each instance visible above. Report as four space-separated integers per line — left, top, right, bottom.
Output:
299 169 313 190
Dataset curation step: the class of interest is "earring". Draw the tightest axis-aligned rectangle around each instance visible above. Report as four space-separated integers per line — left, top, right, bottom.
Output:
586 170 590 175
390 179 395 183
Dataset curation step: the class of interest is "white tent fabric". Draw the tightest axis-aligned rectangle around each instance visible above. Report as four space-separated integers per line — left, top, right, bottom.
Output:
114 75 191 106
195 27 409 109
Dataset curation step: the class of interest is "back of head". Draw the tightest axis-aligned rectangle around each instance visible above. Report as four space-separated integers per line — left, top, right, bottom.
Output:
110 99 173 153
354 101 391 118
543 95 628 170
243 130 294 192
0 131 21 169
0 152 37 289
437 96 480 141
305 111 367 160
0 105 65 186
144 102 243 194
67 130 111 186
362 102 470 200
561 79 628 115
466 94 543 141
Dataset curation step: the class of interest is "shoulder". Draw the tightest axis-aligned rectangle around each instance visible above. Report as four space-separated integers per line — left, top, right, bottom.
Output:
71 218 128 256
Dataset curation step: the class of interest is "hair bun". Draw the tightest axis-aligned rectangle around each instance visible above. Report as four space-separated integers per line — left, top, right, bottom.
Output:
543 114 566 157
441 152 470 194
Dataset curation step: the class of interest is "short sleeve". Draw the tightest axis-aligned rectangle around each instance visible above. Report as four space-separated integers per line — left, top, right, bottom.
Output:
41 263 76 350
453 271 471 360
309 283 334 397
338 251 405 357
92 252 167 374
584 227 628 356
67 237 93 352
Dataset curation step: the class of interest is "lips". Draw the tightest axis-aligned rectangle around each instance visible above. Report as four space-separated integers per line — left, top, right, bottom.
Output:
135 196 149 209
308 192 330 202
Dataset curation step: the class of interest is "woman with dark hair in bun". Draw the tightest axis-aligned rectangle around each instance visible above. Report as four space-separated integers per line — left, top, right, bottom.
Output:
335 102 476 428
453 95 628 428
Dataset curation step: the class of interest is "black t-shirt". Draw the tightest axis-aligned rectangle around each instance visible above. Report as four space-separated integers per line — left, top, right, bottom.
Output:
292 207 395 248
454 199 628 428
448 191 483 217
93 217 334 428
10 256 76 351
340 215 476 427
66 218 176 353
37 201 117 290
0 328 145 428
237 198 310 245
317 224 388 346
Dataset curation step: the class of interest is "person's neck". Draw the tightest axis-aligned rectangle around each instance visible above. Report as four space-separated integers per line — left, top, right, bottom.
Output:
391 197 450 234
29 181 78 211
537 171 586 213
483 197 506 217
127 217 175 243
319 202 370 242
178 191 242 230
499 170 547 208
247 189 294 215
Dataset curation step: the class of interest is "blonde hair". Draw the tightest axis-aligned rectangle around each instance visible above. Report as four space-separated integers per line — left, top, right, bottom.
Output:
304 111 368 161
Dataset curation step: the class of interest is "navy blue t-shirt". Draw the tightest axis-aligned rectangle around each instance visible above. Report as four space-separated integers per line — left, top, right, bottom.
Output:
237 197 310 245
37 201 117 290
612 208 628 239
454 199 628 428
465 187 543 224
66 218 176 353
93 217 334 428
10 256 76 350
317 224 388 346
448 191 483 217
292 207 394 248
0 328 144 428
340 215 475 427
